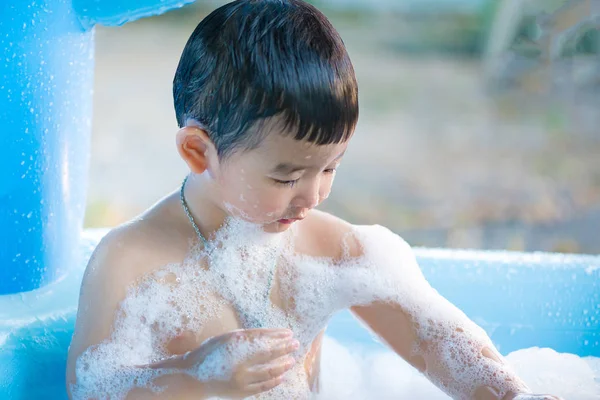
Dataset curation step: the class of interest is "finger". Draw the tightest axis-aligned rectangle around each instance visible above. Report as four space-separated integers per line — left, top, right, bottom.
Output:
244 328 294 340
245 375 285 396
247 356 296 383
249 338 300 365
139 354 188 370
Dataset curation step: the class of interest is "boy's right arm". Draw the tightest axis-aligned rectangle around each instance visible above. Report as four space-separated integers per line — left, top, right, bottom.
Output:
66 227 298 400
66 227 212 399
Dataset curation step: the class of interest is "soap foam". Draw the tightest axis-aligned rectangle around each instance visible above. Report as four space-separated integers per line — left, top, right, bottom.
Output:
319 337 600 399
72 218 587 399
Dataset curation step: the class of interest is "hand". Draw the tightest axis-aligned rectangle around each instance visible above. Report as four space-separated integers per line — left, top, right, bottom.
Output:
509 395 564 400
183 328 300 399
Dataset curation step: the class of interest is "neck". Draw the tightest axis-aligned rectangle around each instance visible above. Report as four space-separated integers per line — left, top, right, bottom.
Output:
181 172 230 241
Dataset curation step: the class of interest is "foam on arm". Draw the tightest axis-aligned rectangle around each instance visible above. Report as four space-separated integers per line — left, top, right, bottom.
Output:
346 225 532 399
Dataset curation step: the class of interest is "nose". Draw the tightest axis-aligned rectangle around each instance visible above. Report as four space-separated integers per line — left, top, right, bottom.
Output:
292 178 321 210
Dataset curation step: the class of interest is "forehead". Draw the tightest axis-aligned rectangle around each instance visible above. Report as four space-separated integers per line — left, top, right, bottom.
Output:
255 131 348 165
248 115 349 163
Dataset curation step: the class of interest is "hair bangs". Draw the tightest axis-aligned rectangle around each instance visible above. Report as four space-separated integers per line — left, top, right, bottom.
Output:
173 0 359 158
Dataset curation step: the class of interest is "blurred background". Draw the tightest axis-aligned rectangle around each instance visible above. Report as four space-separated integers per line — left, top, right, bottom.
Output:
85 0 600 254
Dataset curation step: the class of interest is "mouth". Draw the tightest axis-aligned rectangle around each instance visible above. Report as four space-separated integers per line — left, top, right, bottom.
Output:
277 216 305 225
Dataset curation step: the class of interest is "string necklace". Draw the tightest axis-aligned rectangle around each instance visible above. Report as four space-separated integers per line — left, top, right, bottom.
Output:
180 175 276 328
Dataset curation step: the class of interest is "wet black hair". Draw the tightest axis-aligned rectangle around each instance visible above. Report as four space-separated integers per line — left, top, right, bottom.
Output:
173 0 359 159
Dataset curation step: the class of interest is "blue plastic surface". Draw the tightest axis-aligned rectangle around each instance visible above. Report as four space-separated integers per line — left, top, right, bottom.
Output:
73 0 197 30
1 229 598 399
0 0 198 295
0 231 99 400
0 0 93 295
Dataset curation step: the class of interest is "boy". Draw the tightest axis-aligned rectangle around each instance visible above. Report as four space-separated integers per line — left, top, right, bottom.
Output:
66 1 562 399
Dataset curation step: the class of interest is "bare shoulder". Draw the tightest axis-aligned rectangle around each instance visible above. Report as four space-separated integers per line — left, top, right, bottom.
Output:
88 222 183 285
66 195 193 387
81 198 193 295
298 210 412 262
297 209 363 260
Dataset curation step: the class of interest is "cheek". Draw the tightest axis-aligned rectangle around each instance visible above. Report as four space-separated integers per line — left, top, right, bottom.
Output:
252 190 289 214
222 178 289 219
319 175 335 200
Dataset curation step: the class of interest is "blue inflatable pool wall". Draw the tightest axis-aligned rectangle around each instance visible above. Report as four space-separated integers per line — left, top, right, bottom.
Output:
0 1 599 399
0 0 195 295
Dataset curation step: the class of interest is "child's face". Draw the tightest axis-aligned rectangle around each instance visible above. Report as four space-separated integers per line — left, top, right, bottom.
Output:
213 128 349 233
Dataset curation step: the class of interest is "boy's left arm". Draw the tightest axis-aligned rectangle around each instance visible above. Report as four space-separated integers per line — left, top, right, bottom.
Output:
346 228 562 400
351 302 560 400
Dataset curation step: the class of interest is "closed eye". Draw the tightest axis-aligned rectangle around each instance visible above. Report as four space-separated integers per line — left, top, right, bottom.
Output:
272 178 299 188
272 167 337 188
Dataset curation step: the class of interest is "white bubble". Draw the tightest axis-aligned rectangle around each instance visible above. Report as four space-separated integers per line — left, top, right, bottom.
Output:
73 222 584 399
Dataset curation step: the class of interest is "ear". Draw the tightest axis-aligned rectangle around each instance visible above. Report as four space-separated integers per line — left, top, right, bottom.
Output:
175 126 217 174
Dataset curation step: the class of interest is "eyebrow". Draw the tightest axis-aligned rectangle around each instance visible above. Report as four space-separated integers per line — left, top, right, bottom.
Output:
271 150 346 175
271 163 307 175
